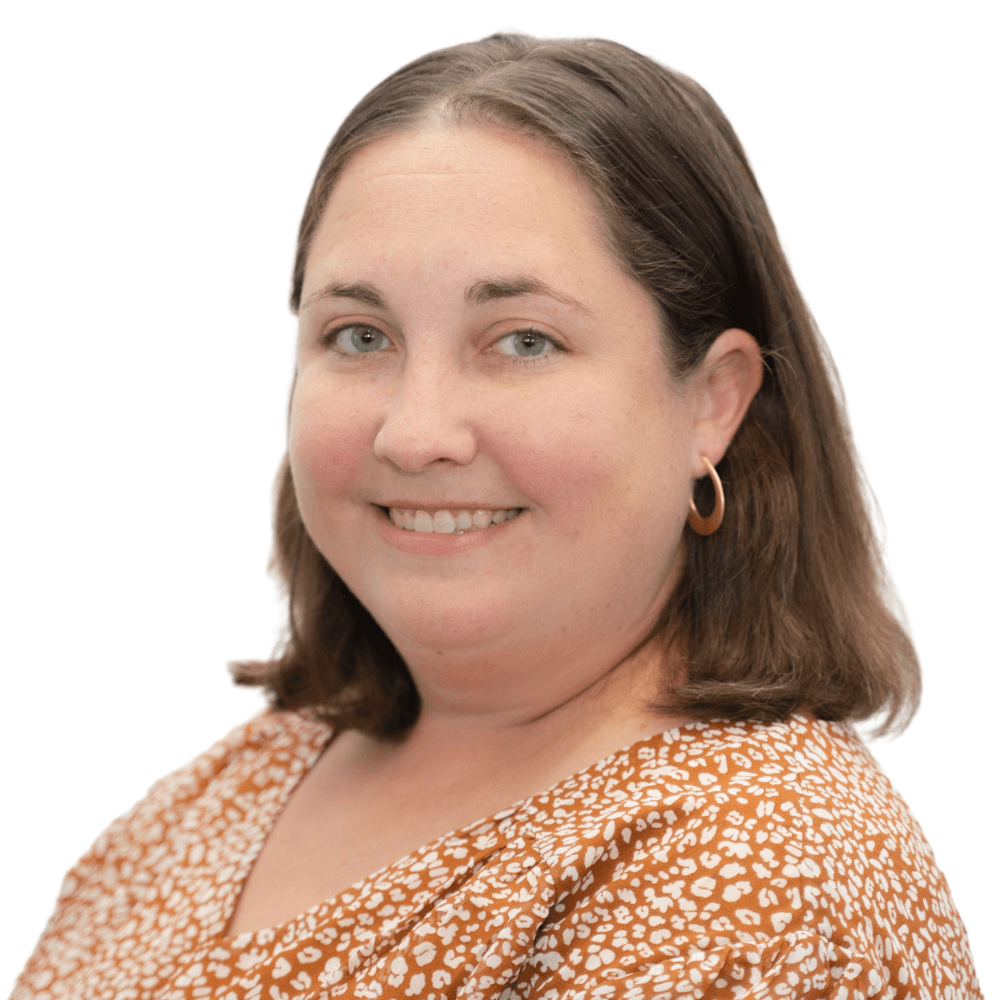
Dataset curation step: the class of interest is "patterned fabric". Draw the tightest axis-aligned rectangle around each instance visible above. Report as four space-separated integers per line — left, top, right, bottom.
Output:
14 712 980 999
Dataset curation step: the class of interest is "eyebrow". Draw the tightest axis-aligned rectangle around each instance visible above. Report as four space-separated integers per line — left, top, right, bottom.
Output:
464 276 590 313
302 281 387 310
302 275 590 314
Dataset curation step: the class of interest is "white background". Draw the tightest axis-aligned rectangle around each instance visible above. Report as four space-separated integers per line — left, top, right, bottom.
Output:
2 1 996 994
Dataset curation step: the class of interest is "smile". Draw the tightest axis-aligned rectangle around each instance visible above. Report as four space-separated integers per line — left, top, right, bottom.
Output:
385 507 522 534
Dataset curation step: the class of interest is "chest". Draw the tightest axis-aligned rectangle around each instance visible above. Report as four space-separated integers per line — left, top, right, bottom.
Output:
223 710 693 936
223 743 530 936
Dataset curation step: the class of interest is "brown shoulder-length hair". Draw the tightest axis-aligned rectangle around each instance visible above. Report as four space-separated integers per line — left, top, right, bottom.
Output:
234 33 919 738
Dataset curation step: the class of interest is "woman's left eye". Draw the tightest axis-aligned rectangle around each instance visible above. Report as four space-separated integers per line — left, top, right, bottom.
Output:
493 329 558 358
327 324 391 354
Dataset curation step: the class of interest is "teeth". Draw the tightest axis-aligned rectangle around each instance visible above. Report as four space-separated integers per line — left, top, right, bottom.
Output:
433 510 456 533
388 507 522 534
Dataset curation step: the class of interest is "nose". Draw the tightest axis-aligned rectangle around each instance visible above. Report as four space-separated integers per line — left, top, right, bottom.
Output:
372 356 478 473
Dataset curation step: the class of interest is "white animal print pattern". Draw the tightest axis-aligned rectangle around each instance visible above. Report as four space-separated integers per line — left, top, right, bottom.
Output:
14 712 980 998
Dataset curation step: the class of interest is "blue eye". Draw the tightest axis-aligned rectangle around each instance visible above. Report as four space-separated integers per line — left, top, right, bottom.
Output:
494 329 556 358
331 325 390 354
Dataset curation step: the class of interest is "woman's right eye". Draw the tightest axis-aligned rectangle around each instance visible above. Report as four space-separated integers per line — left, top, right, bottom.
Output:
326 324 391 354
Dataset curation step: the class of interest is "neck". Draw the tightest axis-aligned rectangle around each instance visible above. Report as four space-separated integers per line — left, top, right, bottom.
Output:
364 639 690 795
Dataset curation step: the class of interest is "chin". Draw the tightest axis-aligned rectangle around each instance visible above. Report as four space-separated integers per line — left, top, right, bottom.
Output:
363 590 518 659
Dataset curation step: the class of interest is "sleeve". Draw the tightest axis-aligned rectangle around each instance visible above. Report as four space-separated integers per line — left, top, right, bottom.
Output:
517 932 887 999
503 785 932 999
11 714 271 999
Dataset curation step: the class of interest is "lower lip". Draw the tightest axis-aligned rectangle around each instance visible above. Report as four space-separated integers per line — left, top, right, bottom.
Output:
374 507 522 555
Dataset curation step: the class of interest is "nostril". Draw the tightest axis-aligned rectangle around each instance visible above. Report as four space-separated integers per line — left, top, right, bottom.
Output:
372 415 478 472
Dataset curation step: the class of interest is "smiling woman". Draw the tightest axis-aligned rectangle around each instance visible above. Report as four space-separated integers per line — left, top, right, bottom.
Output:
13 33 981 1000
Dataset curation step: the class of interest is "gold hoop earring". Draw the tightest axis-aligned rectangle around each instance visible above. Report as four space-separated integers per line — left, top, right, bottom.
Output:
687 456 724 536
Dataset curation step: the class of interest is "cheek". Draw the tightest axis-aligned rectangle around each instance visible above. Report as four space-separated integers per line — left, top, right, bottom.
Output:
487 386 691 531
287 379 374 519
482 402 606 514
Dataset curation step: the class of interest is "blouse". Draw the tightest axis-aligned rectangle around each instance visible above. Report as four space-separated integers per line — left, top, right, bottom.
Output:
13 711 981 999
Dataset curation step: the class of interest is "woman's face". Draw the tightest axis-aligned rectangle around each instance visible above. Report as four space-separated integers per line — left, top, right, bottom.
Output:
291 124 704 695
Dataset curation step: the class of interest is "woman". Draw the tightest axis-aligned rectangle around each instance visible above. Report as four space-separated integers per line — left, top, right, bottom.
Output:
14 34 980 999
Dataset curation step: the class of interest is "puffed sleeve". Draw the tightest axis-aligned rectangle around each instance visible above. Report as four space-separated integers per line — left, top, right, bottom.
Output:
501 730 977 1000
515 931 888 998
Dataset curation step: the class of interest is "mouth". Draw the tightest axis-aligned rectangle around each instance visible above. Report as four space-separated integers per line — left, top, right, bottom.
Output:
378 506 523 535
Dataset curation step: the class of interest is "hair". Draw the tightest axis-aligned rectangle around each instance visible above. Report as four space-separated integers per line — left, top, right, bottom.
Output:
233 33 919 738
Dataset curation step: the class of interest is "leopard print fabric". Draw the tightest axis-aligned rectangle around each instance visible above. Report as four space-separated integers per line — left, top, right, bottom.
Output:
14 712 981 999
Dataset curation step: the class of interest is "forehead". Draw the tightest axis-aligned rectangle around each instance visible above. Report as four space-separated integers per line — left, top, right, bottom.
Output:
303 124 612 283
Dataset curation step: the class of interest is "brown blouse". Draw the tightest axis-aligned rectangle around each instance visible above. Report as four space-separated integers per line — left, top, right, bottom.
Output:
14 712 980 999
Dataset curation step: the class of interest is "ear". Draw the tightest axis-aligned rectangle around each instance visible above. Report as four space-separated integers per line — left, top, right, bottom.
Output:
690 329 763 476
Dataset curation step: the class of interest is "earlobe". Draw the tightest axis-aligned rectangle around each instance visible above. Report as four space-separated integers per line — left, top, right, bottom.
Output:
691 328 763 471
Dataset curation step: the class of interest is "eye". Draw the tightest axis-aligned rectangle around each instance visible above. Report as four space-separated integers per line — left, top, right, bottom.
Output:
328 324 391 354
493 328 558 358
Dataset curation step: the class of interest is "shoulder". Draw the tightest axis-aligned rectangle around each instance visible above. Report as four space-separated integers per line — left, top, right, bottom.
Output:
525 714 905 864
97 710 332 851
12 711 332 999
512 715 980 997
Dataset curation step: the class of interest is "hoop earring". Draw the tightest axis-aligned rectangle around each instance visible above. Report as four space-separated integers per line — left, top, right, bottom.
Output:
687 456 724 536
